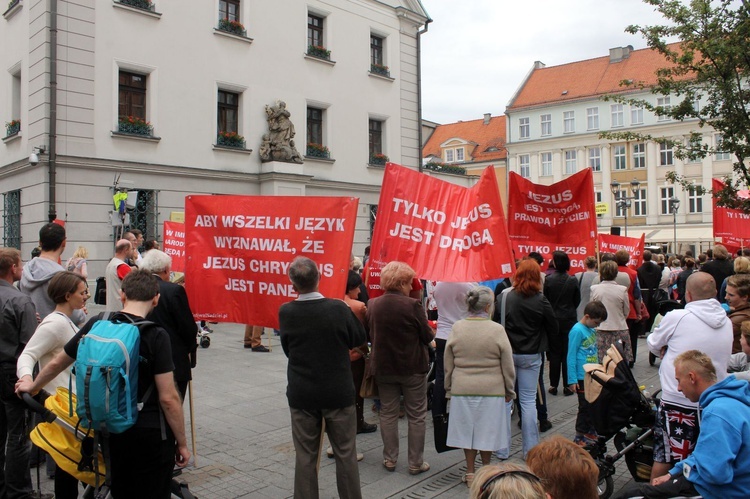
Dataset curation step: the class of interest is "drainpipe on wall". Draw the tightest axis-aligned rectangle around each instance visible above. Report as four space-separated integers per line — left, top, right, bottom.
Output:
48 0 58 222
416 18 431 172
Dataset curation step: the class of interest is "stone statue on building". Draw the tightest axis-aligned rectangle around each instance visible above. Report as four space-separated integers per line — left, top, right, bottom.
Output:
259 101 304 163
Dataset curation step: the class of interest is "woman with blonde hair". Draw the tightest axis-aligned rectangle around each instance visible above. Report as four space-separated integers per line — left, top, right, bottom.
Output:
65 245 89 279
366 261 435 475
469 463 546 499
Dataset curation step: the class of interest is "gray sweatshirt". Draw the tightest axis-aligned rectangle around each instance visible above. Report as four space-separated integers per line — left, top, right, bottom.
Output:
19 257 86 325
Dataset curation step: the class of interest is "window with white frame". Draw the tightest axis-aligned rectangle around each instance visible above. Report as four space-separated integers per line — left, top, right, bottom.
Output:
659 142 673 166
519 154 530 178
587 107 599 130
595 191 603 218
715 134 731 160
615 190 627 217
519 117 530 139
633 188 647 216
660 186 675 215
564 111 575 133
631 106 643 125
455 147 465 162
632 143 645 168
588 147 601 172
540 152 552 176
688 186 703 213
541 114 551 136
564 150 577 174
613 145 627 170
693 95 701 114
611 104 624 127
657 96 672 121
445 149 454 163
686 135 703 163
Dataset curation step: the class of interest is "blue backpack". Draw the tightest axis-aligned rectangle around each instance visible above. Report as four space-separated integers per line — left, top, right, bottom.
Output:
72 313 154 434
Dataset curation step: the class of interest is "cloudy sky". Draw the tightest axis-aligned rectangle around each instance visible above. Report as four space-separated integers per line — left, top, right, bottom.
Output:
420 0 673 124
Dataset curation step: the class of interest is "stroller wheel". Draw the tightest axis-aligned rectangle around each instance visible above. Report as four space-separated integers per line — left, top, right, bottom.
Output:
597 474 614 499
200 336 211 348
649 352 657 366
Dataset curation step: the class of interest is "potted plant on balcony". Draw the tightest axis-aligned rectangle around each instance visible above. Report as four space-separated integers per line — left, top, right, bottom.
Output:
118 116 153 136
217 131 246 149
218 18 246 37
5 119 20 138
307 45 331 60
369 152 389 166
119 0 154 11
370 63 390 77
306 142 330 159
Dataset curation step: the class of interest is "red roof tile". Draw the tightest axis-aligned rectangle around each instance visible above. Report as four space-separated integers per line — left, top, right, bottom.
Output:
422 116 507 162
508 43 684 110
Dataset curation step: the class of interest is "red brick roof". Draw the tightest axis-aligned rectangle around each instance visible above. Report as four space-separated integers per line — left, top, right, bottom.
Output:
508 43 684 110
422 115 507 162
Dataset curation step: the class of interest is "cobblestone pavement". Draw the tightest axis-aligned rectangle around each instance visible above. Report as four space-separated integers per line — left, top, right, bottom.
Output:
36 307 661 498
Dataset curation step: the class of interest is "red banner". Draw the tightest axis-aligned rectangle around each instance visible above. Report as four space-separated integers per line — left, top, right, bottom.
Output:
712 178 750 239
510 239 596 273
162 221 186 272
507 169 597 242
184 196 358 328
598 233 645 269
368 163 515 281
720 237 749 256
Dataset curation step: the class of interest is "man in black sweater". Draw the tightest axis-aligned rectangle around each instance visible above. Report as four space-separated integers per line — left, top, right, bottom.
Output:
279 257 366 499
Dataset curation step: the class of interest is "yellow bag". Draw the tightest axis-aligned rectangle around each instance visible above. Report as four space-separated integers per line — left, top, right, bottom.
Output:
29 387 106 486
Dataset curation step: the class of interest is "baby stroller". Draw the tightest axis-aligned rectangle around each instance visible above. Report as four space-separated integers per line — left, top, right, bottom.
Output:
23 389 196 499
648 300 684 366
584 343 658 499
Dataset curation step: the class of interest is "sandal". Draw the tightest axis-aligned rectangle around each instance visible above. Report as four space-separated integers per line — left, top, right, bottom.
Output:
462 472 475 487
383 459 396 472
408 462 430 475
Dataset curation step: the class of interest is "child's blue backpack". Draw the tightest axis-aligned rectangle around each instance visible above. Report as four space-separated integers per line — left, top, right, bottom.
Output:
72 313 154 434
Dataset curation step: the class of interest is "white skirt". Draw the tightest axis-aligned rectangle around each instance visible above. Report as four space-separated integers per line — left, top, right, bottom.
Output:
446 395 509 451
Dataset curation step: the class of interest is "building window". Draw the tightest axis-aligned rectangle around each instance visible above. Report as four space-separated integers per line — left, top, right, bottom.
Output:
369 119 383 157
688 186 703 213
657 96 671 121
371 34 384 66
631 106 643 125
118 71 146 120
660 186 675 215
715 134 731 161
308 13 324 48
519 154 530 178
540 152 552 176
541 114 551 136
587 107 599 130
455 147 464 162
588 147 601 172
595 191 603 218
611 104 624 127
633 189 647 216
2 190 21 250
127 190 158 242
445 149 454 163
519 117 530 139
10 69 21 133
615 190 627 217
219 0 240 21
564 111 575 133
217 90 239 134
307 107 324 146
632 143 646 168
613 145 627 170
659 142 673 166
564 150 577 174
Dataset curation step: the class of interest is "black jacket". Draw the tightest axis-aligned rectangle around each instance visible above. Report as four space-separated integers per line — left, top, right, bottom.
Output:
543 271 581 322
496 291 558 355
637 261 663 291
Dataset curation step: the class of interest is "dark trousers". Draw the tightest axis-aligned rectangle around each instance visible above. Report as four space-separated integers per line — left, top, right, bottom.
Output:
614 474 700 499
54 465 81 499
351 357 366 430
0 395 32 499
431 338 447 417
549 319 575 389
627 318 641 362
109 427 176 499
574 380 595 435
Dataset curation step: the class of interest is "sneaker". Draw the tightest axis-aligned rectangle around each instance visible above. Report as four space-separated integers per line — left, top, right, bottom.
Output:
251 345 270 352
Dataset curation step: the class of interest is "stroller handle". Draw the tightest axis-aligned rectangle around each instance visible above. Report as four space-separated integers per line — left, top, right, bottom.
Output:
21 392 56 424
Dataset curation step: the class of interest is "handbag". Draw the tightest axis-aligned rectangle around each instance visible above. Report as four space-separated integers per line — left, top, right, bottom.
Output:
433 413 457 453
359 357 378 398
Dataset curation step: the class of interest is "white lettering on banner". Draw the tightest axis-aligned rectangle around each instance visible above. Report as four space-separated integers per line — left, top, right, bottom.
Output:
560 212 591 223
225 278 254 292
301 240 324 254
449 204 493 229
212 236 294 252
517 244 551 254
258 282 298 296
194 215 218 227
220 215 290 230
439 230 494 251
388 223 436 244
526 190 573 204
203 257 246 271
293 218 346 231
545 203 581 215
165 248 184 257
514 213 552 225
391 198 447 224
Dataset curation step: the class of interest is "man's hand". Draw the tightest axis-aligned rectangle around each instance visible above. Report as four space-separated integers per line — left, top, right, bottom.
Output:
660 346 668 359
651 474 672 486
175 444 191 468
568 383 579 393
15 375 37 397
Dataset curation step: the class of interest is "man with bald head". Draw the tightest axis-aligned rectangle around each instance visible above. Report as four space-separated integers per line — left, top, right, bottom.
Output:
105 238 135 311
646 271 733 481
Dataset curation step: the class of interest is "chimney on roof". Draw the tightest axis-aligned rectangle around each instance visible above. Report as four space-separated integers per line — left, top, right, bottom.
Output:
483 113 491 125
609 45 634 63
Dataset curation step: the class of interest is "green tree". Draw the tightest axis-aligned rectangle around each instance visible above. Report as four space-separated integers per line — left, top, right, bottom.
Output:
600 0 750 211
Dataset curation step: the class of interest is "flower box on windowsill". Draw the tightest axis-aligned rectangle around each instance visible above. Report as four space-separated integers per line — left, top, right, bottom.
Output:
117 0 155 11
423 162 467 176
118 117 154 137
3 0 21 19
218 18 247 37
5 120 20 138
369 154 388 167
307 45 331 61
306 143 330 159
370 64 390 78
217 131 246 149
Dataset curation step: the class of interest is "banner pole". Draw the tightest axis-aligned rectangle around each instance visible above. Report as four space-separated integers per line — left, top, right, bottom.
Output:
188 380 198 467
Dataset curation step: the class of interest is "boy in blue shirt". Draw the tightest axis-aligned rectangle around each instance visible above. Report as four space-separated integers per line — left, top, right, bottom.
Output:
567 300 607 446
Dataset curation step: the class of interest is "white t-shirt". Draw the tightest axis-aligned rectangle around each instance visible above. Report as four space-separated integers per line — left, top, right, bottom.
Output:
433 282 477 340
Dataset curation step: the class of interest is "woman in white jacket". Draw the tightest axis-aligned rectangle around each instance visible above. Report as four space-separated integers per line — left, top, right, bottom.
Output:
17 271 88 499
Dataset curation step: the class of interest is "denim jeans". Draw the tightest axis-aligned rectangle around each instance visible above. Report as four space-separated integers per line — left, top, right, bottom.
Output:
513 353 542 458
0 396 32 499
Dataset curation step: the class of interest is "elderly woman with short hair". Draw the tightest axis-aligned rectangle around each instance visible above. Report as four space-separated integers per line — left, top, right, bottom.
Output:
445 285 515 488
590 260 631 362
366 261 435 475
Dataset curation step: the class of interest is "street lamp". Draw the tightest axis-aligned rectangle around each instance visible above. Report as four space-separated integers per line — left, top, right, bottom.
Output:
670 196 680 255
610 178 641 237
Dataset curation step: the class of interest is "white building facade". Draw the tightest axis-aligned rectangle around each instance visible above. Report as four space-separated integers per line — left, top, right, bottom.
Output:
1 0 442 275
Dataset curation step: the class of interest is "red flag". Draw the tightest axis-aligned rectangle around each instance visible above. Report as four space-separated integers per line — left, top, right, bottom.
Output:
712 178 750 239
184 195 358 328
162 221 185 272
369 163 515 281
598 233 645 269
508 169 597 242
510 239 596 274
